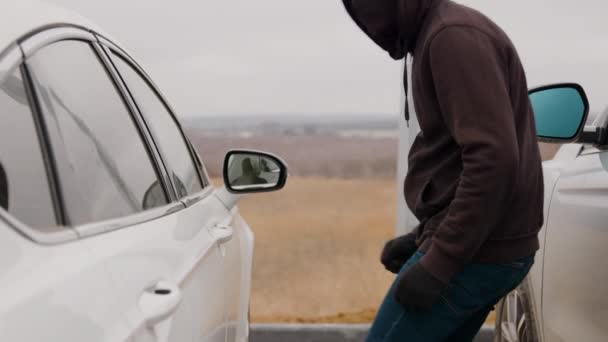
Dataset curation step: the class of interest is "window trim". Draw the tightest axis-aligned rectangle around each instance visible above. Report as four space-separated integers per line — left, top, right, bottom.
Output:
0 45 76 244
21 62 67 225
96 36 210 194
104 44 209 191
96 44 178 201
0 209 78 245
0 43 23 85
91 42 177 203
20 27 96 60
74 201 187 238
1 25 200 243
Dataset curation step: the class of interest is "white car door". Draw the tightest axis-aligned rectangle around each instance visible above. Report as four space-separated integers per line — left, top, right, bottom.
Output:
0 55 132 342
22 34 232 342
100 45 237 342
542 144 608 342
100 32 287 342
222 211 255 342
80 194 232 342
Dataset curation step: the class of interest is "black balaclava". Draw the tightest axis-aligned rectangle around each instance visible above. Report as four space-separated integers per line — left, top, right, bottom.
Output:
342 0 439 58
342 0 440 124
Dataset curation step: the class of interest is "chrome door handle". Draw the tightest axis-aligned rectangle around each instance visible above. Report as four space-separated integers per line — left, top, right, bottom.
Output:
210 224 233 244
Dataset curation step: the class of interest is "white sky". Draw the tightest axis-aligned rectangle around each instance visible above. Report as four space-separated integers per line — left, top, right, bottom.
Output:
49 0 608 117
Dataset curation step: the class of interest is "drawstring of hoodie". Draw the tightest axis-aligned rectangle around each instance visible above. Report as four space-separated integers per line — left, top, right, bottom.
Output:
404 56 410 127
400 0 441 128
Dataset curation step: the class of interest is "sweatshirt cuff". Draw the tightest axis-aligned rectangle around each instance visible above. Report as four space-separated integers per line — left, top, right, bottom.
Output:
420 243 464 284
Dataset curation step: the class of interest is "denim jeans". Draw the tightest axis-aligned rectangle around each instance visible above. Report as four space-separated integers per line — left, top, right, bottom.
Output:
366 251 534 342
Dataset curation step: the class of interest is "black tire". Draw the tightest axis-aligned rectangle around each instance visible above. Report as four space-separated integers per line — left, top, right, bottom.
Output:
494 276 540 342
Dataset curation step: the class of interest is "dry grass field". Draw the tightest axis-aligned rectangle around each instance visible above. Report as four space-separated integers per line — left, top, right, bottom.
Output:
199 129 559 324
193 130 401 323
235 177 397 323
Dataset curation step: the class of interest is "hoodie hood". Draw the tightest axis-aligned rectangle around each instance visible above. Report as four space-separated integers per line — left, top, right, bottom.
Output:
343 0 441 59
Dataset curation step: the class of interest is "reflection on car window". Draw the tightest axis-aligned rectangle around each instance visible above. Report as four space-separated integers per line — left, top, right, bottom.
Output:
142 180 166 210
0 68 57 229
28 40 168 226
110 53 203 198
232 158 268 186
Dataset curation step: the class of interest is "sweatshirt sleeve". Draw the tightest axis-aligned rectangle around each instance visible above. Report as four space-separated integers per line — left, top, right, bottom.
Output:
419 26 520 283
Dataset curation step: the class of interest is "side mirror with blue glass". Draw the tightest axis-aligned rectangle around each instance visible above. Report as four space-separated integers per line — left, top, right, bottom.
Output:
529 83 592 143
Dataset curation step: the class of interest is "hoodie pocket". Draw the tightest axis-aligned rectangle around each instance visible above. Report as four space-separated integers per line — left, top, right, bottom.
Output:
415 179 442 219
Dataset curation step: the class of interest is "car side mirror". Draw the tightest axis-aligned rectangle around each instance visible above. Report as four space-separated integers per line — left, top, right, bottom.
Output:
529 83 589 143
223 150 288 194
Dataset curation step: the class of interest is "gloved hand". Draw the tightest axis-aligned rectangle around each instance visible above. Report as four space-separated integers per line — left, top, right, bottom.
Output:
394 262 447 312
380 233 418 274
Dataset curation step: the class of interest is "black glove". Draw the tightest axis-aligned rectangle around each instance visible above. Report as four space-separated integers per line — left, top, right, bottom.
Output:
394 262 447 312
380 233 418 274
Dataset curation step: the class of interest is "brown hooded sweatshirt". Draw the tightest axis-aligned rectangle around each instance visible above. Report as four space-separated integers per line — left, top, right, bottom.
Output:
343 0 544 283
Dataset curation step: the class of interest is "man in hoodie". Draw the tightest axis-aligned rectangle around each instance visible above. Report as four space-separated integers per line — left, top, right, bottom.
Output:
342 0 544 340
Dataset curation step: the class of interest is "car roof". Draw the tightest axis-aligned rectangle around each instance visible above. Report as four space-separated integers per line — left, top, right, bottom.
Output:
1 1 113 55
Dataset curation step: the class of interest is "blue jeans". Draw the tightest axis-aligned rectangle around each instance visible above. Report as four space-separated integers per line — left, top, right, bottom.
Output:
367 251 534 342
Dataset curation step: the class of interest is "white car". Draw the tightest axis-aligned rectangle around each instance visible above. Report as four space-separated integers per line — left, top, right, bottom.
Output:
494 84 608 341
0 2 287 342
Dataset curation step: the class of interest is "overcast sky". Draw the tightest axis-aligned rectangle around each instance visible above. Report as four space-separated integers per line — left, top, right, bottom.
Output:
49 0 608 117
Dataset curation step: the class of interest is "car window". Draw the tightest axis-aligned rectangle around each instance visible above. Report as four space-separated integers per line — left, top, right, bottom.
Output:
110 53 203 198
0 67 57 230
27 40 168 226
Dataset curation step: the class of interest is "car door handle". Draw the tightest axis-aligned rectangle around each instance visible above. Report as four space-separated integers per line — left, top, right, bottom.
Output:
139 280 182 328
210 224 233 244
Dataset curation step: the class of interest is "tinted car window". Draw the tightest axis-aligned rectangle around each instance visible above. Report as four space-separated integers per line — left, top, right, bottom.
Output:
0 68 57 230
28 40 168 226
110 53 203 198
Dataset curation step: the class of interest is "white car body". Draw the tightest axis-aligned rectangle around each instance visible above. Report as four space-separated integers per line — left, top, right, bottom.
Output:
0 2 270 342
526 139 608 342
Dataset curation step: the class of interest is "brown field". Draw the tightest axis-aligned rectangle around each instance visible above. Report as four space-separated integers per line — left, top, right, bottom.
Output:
233 176 500 324
198 130 559 324
235 176 396 323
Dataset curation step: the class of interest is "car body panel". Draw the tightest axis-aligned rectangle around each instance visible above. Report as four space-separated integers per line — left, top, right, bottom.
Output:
529 144 584 330
0 6 256 341
541 148 608 342
79 189 233 342
526 160 556 340
0 220 133 342
223 210 255 342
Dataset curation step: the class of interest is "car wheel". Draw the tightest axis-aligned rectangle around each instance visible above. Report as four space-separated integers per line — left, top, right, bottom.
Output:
494 277 540 342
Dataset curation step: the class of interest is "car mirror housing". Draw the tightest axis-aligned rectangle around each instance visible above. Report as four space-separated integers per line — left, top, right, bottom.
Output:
577 125 608 146
529 83 589 143
223 150 288 194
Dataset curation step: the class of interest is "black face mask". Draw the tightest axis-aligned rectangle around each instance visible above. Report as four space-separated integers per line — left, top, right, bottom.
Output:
343 0 406 60
343 0 440 125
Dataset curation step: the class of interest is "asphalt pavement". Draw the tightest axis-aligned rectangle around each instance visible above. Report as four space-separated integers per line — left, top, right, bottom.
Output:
250 324 494 342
